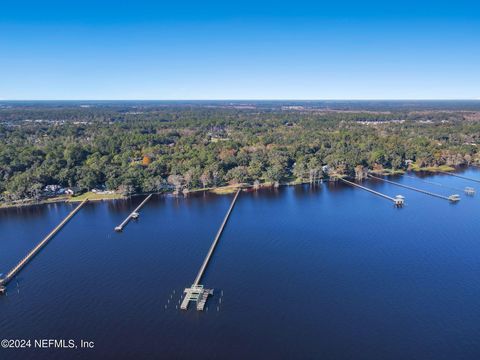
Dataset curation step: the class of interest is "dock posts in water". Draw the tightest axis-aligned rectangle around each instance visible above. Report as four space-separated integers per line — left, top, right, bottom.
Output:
181 189 241 311
0 199 89 294
368 174 460 202
465 187 476 196
114 194 153 232
339 178 405 207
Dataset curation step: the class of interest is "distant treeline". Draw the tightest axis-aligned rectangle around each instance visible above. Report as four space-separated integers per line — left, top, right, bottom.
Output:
1 105 480 202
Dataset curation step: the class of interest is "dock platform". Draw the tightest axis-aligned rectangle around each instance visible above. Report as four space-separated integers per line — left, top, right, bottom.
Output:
180 285 214 311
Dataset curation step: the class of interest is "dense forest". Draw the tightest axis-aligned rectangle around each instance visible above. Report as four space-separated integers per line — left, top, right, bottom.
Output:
1 101 480 203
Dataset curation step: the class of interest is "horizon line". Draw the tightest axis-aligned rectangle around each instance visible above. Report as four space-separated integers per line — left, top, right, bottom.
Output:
2 98 480 102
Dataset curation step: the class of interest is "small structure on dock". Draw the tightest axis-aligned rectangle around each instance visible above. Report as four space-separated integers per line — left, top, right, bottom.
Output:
394 195 405 207
465 187 475 196
131 212 139 219
448 194 461 202
181 285 214 311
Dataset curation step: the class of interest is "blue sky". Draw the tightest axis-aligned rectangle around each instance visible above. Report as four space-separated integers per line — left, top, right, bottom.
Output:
0 1 479 100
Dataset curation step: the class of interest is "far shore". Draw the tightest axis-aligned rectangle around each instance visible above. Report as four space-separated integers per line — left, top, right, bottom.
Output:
0 165 469 210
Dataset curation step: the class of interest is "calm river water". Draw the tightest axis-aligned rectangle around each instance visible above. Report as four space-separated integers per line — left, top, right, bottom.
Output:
1 169 480 359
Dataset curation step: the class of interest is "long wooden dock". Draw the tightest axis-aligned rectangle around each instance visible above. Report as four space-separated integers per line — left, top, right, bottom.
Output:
181 189 241 311
402 173 475 196
368 175 460 202
0 199 88 294
114 194 153 232
339 178 405 206
436 170 480 184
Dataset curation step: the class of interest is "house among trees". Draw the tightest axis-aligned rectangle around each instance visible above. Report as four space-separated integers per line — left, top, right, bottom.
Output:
92 187 115 195
65 187 81 195
43 185 64 195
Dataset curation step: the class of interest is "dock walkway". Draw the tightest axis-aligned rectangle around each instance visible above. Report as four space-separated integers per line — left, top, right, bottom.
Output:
368 175 460 202
402 173 474 196
437 170 480 184
339 178 404 206
181 189 241 311
0 199 88 294
115 194 153 232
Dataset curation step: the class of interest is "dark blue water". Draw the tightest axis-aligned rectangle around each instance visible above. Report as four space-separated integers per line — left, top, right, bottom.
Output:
2 169 480 359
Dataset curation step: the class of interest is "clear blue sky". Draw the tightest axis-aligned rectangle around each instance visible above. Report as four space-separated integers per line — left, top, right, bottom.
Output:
1 0 479 100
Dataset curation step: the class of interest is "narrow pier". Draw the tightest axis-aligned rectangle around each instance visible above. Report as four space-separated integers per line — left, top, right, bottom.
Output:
402 173 475 196
181 189 241 311
339 178 405 206
436 170 480 184
0 199 88 294
114 194 153 232
368 175 460 202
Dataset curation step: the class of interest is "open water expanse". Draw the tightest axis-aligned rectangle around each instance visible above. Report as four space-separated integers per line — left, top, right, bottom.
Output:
2 169 480 359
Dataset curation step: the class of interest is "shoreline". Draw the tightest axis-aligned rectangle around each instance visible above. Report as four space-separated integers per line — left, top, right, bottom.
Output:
0 165 470 210
0 182 317 210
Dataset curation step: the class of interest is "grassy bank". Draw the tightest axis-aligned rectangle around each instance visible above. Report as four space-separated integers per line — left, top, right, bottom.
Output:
68 191 125 202
410 164 455 172
0 192 125 209
210 185 245 194
370 168 406 176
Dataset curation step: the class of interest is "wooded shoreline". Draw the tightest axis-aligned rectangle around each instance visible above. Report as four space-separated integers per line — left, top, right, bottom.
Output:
2 103 478 205
0 166 460 210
